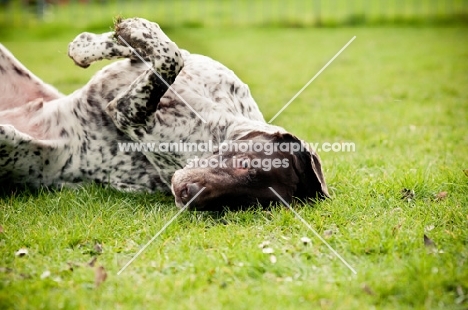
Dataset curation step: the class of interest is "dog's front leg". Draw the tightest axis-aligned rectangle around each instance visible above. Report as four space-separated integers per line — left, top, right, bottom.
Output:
104 18 184 138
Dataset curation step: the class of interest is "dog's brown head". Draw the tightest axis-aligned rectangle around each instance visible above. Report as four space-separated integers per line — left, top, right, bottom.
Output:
171 132 329 211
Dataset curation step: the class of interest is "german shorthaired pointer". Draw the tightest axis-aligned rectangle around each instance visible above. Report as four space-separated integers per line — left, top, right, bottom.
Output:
0 17 328 210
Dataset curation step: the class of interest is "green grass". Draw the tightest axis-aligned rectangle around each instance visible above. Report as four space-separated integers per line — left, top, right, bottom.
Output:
1 23 468 310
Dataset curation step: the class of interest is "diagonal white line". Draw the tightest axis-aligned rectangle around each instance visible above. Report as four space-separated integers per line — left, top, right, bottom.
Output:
117 35 207 124
268 36 356 123
268 187 357 275
117 187 206 275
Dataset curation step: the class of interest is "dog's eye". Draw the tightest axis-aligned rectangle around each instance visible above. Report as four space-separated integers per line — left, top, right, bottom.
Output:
241 159 250 169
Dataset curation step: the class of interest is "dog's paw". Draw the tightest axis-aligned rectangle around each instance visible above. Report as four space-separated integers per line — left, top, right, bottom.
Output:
68 31 134 68
113 17 172 58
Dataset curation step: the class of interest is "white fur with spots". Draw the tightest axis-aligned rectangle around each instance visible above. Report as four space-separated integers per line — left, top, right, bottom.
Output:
0 18 326 201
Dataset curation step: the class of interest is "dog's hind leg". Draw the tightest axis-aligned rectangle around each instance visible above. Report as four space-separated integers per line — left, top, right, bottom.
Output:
0 44 63 111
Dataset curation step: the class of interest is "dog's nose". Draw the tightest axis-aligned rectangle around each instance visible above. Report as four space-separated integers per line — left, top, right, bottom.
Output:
180 182 203 204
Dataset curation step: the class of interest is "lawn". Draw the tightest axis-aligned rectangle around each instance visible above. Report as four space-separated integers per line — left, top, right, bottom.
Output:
1 14 468 310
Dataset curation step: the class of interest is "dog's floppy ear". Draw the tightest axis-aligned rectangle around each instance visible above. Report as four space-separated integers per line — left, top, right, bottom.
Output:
278 133 330 200
301 142 330 198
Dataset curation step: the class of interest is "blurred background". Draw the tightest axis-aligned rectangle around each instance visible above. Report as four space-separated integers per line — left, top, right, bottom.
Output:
1 0 467 31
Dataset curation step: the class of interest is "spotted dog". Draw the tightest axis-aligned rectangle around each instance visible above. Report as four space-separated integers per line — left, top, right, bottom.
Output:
0 17 328 210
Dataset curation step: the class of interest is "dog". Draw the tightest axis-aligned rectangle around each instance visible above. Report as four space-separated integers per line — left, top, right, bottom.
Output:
0 17 328 210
